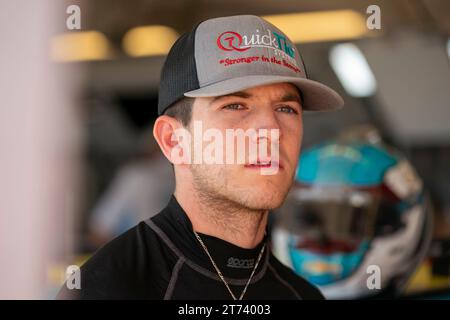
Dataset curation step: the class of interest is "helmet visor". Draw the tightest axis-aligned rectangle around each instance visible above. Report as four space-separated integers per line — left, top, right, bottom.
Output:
276 187 380 252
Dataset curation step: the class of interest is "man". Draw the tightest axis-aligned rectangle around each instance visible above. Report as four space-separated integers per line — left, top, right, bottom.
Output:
57 14 343 300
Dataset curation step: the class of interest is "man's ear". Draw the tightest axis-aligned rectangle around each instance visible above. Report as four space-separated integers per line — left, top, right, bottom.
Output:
153 115 190 165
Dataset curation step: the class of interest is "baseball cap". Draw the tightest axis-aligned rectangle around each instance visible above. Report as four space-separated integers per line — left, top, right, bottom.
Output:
158 14 344 115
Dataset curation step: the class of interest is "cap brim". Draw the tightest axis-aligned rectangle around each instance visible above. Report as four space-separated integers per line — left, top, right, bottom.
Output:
184 75 344 112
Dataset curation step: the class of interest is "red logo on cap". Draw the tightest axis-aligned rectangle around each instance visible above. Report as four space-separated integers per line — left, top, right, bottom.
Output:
217 31 250 52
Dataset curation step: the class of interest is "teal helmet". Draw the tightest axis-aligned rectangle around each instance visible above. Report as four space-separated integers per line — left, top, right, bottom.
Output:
272 126 432 299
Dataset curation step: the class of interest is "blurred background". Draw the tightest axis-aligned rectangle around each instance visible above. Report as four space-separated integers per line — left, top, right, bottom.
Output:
0 0 449 299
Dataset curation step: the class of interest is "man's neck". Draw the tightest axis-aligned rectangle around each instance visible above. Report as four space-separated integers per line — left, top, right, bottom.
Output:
174 189 268 249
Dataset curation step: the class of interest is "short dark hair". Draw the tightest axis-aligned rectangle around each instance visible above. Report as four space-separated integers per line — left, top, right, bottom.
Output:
163 97 195 127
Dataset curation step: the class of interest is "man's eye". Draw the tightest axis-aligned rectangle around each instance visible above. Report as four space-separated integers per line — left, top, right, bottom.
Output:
223 103 245 110
277 105 298 114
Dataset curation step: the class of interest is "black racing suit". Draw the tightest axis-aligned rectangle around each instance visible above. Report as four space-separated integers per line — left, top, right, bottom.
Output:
57 195 324 300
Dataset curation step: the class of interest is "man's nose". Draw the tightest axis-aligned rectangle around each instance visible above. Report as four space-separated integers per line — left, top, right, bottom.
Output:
251 106 281 132
248 106 282 144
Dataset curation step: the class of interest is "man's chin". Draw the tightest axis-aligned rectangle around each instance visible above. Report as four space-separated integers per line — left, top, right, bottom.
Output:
226 176 294 210
231 189 288 211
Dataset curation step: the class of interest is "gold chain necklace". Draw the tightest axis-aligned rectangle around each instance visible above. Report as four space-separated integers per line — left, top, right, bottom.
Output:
193 230 266 300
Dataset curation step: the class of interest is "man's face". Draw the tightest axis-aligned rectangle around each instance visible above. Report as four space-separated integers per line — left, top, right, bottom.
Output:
187 82 303 210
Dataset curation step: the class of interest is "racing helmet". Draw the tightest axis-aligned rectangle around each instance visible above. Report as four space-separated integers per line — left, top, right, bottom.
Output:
272 125 433 299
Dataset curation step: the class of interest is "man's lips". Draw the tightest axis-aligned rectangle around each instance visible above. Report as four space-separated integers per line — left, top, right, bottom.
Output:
244 160 283 169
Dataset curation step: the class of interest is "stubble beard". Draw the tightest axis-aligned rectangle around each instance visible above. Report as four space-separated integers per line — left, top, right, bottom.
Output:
190 164 294 218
